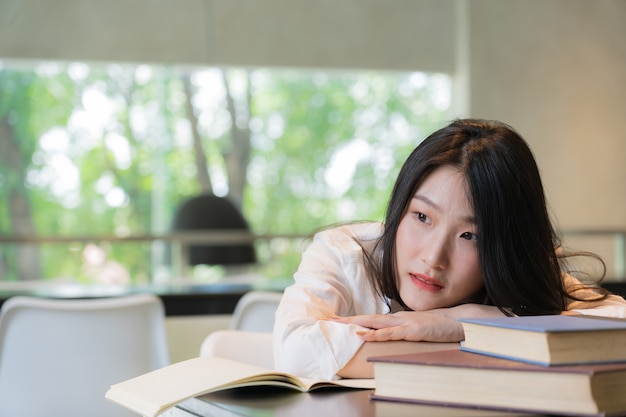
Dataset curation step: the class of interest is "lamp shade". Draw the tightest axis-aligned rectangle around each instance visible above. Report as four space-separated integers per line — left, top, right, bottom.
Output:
172 194 256 265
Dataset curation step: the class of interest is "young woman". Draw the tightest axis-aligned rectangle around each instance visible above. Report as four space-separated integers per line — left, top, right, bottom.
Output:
272 119 626 380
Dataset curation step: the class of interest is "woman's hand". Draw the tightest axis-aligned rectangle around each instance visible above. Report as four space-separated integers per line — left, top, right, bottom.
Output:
331 310 464 342
329 303 505 343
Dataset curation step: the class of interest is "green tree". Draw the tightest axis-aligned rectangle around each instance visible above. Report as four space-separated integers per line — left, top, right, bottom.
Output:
245 70 449 233
0 67 75 280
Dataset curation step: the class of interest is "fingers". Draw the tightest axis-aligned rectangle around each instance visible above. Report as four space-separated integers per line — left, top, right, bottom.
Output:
325 312 465 342
356 327 407 342
324 315 412 342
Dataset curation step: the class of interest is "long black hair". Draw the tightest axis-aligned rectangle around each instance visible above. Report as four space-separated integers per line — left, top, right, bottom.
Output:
369 119 597 316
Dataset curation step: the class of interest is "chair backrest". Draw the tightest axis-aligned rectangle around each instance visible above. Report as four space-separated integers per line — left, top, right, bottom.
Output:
230 290 283 332
200 329 274 369
0 293 170 417
198 291 282 369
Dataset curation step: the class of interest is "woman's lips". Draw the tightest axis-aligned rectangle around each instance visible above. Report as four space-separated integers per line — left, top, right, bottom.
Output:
410 273 444 292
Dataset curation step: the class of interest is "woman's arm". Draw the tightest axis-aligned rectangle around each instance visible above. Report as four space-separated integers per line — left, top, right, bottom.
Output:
273 225 388 380
331 303 506 343
564 274 626 318
331 304 506 378
337 340 459 378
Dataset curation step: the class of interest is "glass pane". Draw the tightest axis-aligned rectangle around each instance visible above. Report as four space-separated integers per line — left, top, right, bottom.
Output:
0 60 452 289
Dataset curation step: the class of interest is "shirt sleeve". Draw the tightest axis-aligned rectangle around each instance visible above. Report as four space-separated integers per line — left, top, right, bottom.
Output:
272 226 384 380
564 274 626 318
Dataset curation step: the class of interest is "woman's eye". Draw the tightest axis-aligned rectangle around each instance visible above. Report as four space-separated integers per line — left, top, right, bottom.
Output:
460 231 478 241
416 212 429 223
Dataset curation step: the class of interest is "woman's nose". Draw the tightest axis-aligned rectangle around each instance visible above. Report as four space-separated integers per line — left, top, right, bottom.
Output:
421 232 449 270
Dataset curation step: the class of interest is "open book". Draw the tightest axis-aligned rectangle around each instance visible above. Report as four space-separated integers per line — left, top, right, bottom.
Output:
105 356 374 417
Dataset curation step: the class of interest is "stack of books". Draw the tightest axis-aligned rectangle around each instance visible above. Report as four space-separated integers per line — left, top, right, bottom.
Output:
369 315 626 416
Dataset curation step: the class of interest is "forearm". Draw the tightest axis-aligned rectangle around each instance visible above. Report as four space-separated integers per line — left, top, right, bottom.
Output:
429 303 508 320
337 340 460 379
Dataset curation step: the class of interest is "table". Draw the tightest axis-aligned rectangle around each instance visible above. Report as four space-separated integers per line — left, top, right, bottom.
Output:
161 387 541 417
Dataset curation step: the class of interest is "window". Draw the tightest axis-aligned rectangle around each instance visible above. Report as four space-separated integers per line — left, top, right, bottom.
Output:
0 61 452 291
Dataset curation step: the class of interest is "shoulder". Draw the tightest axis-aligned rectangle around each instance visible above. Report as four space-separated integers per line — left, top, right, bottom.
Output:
315 221 383 239
313 222 383 251
564 273 626 315
299 222 383 267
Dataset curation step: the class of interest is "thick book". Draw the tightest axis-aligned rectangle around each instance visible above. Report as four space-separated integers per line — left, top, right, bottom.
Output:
458 315 626 365
369 349 626 416
104 356 374 417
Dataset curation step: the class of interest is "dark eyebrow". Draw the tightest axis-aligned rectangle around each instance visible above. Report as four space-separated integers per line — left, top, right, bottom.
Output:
414 194 440 210
413 194 476 224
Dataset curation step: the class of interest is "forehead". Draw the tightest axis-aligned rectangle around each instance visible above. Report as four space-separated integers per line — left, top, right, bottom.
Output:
414 166 474 219
419 165 466 189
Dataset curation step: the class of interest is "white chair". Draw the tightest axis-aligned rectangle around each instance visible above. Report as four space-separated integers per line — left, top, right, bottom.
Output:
229 290 283 332
200 329 274 369
0 293 170 417
200 290 283 369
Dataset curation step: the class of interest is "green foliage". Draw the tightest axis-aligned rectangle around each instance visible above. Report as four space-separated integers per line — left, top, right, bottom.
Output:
244 70 449 235
0 66 76 280
0 62 450 285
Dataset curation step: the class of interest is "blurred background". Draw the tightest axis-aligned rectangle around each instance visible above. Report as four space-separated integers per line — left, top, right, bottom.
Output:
1 0 625 298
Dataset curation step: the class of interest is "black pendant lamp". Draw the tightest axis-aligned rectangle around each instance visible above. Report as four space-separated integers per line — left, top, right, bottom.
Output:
172 194 256 265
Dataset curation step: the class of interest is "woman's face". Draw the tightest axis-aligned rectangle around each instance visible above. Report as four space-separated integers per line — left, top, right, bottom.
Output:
395 165 483 311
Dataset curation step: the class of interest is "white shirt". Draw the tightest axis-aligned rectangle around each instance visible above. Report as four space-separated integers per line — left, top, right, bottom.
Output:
272 222 626 380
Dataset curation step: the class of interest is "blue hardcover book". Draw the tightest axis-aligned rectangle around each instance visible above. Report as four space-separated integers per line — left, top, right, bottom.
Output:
458 315 626 366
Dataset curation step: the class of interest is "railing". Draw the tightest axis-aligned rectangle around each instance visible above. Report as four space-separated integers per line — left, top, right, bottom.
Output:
0 230 307 245
0 231 311 297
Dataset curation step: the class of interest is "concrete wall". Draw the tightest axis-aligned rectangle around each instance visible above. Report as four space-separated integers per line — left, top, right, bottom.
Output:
465 1 626 276
467 1 626 231
0 0 456 71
